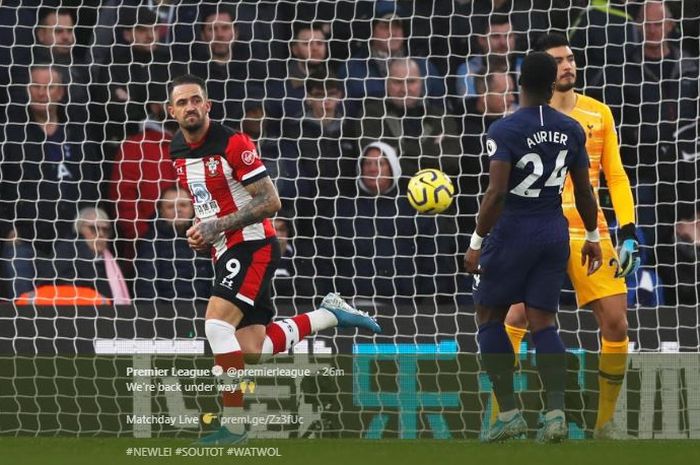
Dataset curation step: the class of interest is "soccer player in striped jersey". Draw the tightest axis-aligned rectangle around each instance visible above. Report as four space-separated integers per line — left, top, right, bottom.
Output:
166 74 381 445
503 34 640 440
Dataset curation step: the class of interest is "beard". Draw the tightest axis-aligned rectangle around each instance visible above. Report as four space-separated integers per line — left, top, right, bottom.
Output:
181 115 204 131
556 79 576 92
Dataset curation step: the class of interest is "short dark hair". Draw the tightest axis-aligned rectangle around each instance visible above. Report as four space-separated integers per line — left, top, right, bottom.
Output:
199 4 236 30
119 6 157 29
38 7 75 26
168 74 208 100
29 64 62 82
305 71 341 95
489 13 511 29
474 71 509 96
519 51 557 98
293 21 325 40
534 33 570 52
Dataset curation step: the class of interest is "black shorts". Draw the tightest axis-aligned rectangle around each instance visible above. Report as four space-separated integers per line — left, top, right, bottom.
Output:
211 237 280 328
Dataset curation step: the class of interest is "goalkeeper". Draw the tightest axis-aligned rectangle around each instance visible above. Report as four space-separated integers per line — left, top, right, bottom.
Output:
502 34 639 440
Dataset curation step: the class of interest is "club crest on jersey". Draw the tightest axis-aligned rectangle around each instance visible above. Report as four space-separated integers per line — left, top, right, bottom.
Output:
241 150 258 166
206 157 220 176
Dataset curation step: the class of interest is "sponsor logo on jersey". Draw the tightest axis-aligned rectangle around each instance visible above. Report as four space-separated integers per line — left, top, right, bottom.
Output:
241 150 258 166
190 182 220 217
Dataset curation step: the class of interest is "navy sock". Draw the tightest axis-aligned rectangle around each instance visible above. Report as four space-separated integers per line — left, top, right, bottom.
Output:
477 321 516 412
532 326 567 412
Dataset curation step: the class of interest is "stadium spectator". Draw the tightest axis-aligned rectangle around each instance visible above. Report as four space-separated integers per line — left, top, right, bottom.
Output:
671 212 700 305
461 71 516 157
91 0 199 64
134 186 213 303
189 4 265 127
454 13 523 98
355 57 461 180
0 3 34 106
271 213 315 300
338 0 445 116
33 7 89 96
619 1 699 254
459 71 517 234
569 0 640 111
278 74 355 235
236 87 280 180
425 1 568 95
330 142 453 301
266 21 333 137
53 207 131 305
291 0 364 67
3 7 91 126
90 6 184 144
0 65 99 299
108 84 177 256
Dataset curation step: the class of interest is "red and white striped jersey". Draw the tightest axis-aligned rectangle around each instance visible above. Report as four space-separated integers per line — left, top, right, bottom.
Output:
170 122 276 260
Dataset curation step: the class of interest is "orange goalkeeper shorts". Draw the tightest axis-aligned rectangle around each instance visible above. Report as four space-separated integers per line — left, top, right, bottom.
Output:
567 237 627 307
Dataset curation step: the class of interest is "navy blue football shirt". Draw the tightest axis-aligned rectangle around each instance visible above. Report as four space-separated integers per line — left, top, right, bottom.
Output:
485 105 589 216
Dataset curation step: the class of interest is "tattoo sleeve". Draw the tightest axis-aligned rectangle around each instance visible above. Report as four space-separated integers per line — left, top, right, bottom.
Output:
212 177 281 237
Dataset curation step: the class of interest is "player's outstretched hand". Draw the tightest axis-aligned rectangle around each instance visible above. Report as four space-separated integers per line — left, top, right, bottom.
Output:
581 240 603 276
463 248 482 275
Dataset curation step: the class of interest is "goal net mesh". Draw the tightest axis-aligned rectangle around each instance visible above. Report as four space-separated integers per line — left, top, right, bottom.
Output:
0 0 699 439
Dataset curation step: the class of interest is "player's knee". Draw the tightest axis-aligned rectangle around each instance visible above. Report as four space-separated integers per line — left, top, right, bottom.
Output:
205 299 243 327
602 316 628 341
505 304 528 329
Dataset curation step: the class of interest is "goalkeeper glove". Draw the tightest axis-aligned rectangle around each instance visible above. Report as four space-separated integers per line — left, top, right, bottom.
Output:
614 223 641 278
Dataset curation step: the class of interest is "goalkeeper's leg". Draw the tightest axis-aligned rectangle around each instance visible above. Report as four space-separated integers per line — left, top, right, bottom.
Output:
590 294 629 438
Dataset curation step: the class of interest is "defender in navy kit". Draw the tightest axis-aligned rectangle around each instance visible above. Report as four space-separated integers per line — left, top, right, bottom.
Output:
463 52 602 443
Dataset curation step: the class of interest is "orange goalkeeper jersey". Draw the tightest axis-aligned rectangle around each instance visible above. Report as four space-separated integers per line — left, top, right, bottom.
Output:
561 93 635 240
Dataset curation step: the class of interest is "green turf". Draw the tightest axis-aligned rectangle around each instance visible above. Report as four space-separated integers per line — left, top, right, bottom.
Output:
1 438 699 465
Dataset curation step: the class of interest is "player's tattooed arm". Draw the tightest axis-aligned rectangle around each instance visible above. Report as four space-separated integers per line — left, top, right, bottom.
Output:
187 177 281 249
197 177 281 244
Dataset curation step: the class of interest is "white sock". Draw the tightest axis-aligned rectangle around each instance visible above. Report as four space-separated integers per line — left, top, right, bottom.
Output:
498 409 519 422
259 309 339 362
222 406 245 435
205 319 245 434
306 309 338 332
204 319 240 353
545 409 565 421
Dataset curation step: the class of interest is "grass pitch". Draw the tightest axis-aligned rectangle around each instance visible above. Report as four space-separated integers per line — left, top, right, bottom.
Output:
1 438 699 465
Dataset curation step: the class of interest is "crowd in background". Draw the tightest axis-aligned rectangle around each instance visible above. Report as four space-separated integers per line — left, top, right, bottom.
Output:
1 0 699 309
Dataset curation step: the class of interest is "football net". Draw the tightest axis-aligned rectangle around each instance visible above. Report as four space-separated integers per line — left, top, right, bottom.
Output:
0 0 699 439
